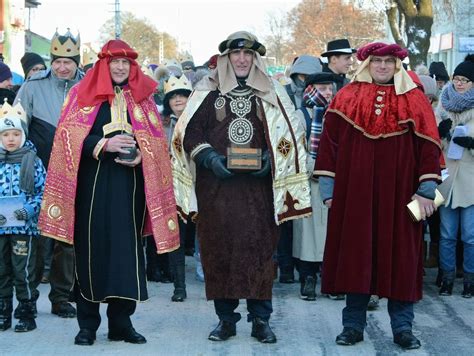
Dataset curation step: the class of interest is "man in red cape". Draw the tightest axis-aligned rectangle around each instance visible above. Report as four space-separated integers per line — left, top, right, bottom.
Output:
315 42 442 350
38 39 179 346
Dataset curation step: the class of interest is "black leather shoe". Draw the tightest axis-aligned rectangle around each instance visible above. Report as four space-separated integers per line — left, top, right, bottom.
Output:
251 317 277 343
336 327 364 345
462 283 473 298
208 320 236 341
439 281 453 296
300 276 316 301
367 295 380 311
393 331 421 350
74 329 96 346
51 302 76 318
279 272 295 284
328 294 346 300
14 318 36 332
108 327 147 344
0 317 11 331
171 288 187 302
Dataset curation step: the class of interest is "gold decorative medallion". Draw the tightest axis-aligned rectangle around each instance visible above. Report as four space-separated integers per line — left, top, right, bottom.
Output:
133 106 144 122
148 110 159 127
167 218 177 232
48 204 62 219
80 106 95 114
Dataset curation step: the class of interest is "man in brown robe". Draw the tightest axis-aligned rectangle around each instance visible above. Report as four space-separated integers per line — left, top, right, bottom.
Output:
172 31 311 344
315 42 442 350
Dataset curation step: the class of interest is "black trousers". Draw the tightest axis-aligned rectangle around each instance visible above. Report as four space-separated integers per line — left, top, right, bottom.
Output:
214 298 273 323
0 235 38 301
298 260 321 280
49 241 75 304
76 288 136 332
277 221 294 273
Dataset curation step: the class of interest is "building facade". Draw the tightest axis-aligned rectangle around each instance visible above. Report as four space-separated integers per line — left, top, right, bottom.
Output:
1 0 46 75
428 0 474 74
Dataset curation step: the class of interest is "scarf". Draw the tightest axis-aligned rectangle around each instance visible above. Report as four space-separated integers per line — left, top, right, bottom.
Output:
196 52 278 106
302 86 329 159
309 105 327 160
302 86 328 108
441 85 474 113
0 145 36 194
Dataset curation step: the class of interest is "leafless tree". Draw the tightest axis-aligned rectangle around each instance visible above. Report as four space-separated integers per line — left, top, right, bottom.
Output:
99 12 178 64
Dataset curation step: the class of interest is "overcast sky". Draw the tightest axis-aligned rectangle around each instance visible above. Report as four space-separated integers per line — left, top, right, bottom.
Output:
29 0 301 65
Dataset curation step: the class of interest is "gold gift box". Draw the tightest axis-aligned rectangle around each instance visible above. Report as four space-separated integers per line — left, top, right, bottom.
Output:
227 147 262 171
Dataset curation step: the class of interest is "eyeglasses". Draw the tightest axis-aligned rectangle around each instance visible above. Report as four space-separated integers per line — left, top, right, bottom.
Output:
370 57 396 66
452 77 472 84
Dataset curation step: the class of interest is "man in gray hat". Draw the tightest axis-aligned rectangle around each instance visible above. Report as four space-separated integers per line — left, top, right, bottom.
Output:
15 29 84 319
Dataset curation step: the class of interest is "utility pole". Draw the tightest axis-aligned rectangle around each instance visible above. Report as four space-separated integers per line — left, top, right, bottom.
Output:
159 34 164 63
114 0 121 39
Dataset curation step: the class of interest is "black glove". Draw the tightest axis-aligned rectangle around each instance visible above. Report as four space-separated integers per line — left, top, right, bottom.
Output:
453 136 474 149
0 214 6 226
13 208 29 221
438 119 452 139
195 148 234 180
251 150 271 178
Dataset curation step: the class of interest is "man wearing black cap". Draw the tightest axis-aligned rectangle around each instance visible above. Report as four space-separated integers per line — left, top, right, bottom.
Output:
429 61 450 91
321 39 356 92
0 62 15 104
171 31 311 344
20 53 46 80
0 62 13 90
293 71 336 301
15 29 84 319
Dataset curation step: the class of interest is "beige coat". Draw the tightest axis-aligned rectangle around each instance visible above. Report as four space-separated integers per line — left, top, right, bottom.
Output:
292 110 328 262
443 107 474 208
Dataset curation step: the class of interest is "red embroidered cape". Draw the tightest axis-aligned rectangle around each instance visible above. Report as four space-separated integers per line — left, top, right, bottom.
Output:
38 85 179 253
316 82 442 301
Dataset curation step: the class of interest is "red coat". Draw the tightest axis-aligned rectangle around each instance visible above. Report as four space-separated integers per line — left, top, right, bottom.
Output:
315 82 441 302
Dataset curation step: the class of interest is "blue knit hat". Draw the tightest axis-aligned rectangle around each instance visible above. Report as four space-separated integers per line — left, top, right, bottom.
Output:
0 62 12 83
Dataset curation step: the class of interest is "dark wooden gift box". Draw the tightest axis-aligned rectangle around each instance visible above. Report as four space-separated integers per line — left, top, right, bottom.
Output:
227 147 262 171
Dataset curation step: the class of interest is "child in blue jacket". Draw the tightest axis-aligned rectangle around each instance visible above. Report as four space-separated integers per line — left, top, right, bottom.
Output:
0 102 45 332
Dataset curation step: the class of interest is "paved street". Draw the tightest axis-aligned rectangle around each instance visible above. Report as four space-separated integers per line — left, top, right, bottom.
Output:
2 260 473 355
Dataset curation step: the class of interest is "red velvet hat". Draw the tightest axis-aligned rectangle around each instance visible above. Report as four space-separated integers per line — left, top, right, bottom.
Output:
357 42 408 61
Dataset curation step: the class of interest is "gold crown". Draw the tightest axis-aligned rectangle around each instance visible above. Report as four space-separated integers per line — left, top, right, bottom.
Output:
164 75 193 95
82 48 97 67
51 29 81 58
141 65 154 78
180 53 194 64
0 100 27 123
162 58 182 71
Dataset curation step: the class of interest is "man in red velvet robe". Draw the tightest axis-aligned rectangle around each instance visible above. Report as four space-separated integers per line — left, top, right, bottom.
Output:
315 43 442 350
